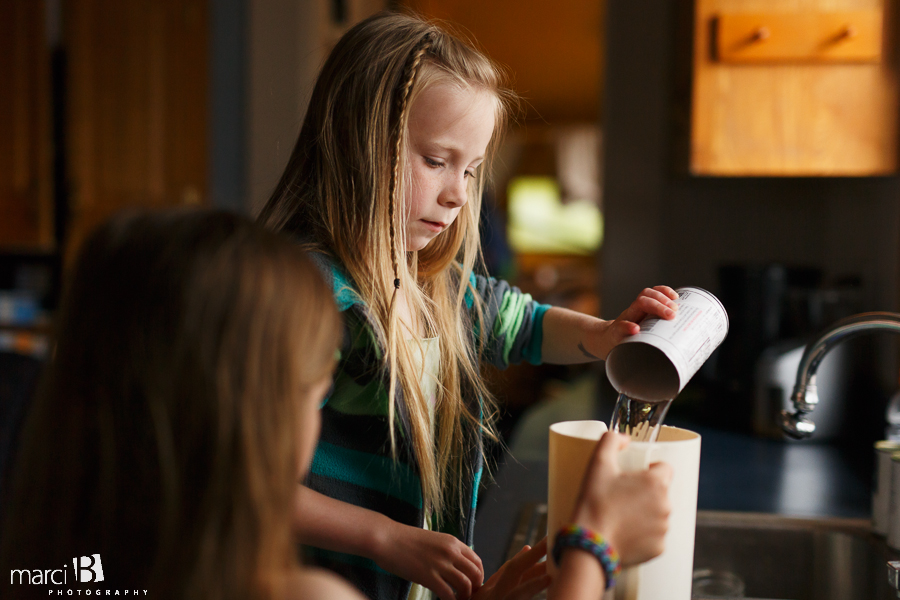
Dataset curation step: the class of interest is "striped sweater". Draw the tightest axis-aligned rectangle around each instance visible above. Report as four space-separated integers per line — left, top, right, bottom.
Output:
305 254 549 600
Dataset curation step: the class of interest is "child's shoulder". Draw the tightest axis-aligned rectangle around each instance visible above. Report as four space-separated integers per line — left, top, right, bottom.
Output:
281 567 365 600
303 250 361 312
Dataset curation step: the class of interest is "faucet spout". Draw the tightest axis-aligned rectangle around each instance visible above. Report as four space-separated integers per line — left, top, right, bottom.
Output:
781 312 900 439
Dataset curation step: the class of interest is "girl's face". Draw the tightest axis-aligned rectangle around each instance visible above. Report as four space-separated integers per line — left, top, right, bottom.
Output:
404 82 497 252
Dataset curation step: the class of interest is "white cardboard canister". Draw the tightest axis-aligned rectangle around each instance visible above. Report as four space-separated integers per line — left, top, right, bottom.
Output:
547 420 609 576
873 441 900 536
547 421 702 600
888 451 900 550
606 287 728 402
613 427 701 600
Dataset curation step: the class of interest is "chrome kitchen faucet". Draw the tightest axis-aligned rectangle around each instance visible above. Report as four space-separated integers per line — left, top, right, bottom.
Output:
779 312 900 596
780 312 900 440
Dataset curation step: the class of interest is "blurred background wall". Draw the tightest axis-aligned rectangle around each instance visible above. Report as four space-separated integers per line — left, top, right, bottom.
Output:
3 0 900 446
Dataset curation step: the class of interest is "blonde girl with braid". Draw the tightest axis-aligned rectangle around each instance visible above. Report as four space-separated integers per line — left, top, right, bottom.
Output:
259 11 677 600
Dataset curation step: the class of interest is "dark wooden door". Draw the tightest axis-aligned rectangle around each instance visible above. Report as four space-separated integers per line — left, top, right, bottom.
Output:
0 0 53 249
64 0 208 257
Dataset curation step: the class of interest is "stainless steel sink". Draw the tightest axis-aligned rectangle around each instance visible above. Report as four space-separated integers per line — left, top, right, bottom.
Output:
694 511 894 600
508 504 897 599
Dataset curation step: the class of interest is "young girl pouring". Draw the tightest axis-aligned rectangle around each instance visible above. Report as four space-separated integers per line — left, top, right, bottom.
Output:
260 11 677 600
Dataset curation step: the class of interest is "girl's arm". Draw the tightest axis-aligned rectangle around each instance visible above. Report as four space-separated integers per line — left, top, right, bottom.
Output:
540 286 679 364
469 434 671 600
547 432 672 600
548 551 606 600
470 544 609 600
282 568 367 600
294 486 485 600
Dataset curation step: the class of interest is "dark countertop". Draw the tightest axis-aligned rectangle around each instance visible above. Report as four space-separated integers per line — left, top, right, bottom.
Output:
474 423 873 577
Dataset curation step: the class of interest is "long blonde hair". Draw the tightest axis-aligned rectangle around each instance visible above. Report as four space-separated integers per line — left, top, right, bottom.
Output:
0 210 340 600
258 11 516 520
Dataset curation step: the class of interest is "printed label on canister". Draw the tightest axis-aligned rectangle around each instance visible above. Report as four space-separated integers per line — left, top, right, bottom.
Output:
606 287 729 402
873 441 900 536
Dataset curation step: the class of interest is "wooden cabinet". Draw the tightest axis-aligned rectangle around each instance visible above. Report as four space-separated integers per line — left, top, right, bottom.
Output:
690 0 900 176
399 0 606 122
0 0 53 249
0 0 209 256
64 0 208 256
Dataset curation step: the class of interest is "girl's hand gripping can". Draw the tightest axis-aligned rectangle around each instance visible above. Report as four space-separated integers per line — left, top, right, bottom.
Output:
606 287 729 402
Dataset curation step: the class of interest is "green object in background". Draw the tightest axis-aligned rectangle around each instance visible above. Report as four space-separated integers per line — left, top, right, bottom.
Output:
507 176 603 255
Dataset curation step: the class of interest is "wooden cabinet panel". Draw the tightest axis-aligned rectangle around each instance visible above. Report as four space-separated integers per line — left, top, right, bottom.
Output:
715 10 882 62
691 0 900 176
0 0 53 249
400 0 606 122
64 0 208 256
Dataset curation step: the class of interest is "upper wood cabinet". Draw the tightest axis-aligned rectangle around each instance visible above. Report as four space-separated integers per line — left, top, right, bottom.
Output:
0 0 53 249
0 0 208 255
64 0 208 256
690 0 900 176
399 0 606 123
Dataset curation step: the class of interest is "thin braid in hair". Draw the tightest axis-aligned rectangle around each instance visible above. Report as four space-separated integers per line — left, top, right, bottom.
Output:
388 34 432 291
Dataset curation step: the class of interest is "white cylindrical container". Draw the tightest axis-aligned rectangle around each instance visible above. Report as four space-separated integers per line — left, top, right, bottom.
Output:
547 420 609 576
873 441 900 536
547 421 701 600
614 427 701 600
606 287 728 401
888 451 900 550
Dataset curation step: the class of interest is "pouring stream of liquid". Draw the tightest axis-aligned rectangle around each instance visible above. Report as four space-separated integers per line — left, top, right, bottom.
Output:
610 393 674 442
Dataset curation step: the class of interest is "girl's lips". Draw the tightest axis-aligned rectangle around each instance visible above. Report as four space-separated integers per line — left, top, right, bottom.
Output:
421 220 446 232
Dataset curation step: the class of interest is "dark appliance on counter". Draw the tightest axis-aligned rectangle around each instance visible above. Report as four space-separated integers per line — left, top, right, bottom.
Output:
709 263 865 439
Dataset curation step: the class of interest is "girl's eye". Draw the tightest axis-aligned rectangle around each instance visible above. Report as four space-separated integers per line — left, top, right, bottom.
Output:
464 169 476 178
424 157 444 168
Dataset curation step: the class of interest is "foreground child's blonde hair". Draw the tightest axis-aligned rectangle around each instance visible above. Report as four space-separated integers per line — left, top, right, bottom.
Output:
259 11 516 520
0 210 341 600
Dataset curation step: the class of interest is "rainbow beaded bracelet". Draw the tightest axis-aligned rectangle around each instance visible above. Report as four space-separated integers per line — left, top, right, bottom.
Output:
552 525 622 590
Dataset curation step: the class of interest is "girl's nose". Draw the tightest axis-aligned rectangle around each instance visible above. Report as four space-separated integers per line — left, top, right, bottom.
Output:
440 172 469 208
